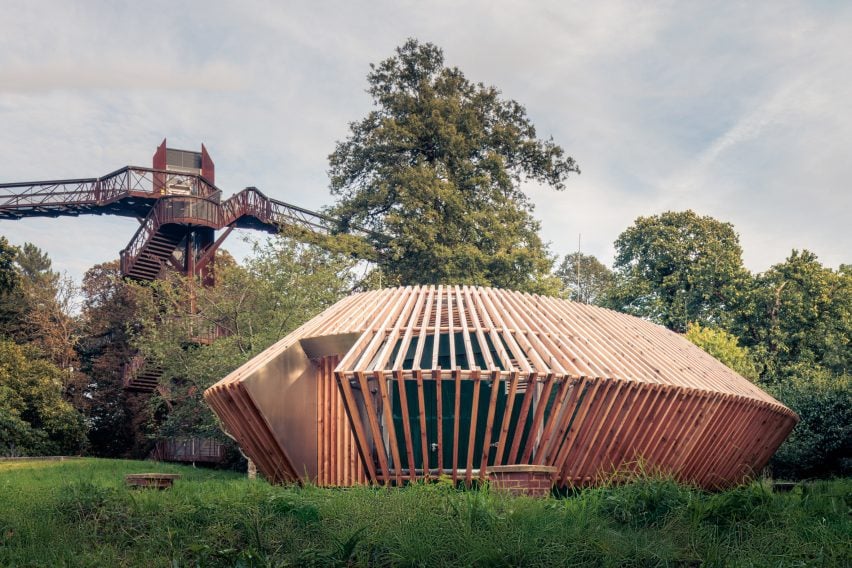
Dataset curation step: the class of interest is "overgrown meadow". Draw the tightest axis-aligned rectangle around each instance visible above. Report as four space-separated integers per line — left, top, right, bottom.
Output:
1 459 848 567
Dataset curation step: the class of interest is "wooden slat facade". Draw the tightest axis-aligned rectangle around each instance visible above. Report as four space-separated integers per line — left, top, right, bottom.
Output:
205 286 798 490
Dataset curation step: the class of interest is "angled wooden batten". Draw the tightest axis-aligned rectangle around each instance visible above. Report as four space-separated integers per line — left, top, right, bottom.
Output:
204 285 798 490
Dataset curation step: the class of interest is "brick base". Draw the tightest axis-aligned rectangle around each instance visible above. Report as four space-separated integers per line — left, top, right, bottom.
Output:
488 465 556 497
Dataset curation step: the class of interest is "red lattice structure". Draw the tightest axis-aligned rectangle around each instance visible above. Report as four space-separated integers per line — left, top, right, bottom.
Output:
205 285 798 490
0 139 359 283
1 140 369 391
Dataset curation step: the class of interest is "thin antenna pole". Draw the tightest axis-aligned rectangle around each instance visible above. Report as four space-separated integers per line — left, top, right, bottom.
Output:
576 233 581 303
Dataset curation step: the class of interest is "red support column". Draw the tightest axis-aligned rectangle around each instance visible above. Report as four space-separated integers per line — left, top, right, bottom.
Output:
153 139 167 195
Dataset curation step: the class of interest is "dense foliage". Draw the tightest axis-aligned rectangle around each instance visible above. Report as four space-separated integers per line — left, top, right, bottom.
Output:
77 261 149 458
0 242 88 456
734 251 851 380
1 459 848 567
132 238 361 446
604 214 850 478
0 340 85 455
766 366 850 479
605 210 750 333
327 39 577 293
555 252 614 303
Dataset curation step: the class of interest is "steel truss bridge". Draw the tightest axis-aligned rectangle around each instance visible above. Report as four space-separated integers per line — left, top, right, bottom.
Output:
0 165 361 283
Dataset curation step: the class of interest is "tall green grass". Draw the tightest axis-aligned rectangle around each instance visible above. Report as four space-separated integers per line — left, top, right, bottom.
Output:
0 459 848 567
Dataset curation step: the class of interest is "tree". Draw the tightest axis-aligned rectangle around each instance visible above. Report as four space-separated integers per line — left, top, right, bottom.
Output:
0 237 17 294
605 210 751 333
0 237 22 338
685 322 757 381
0 339 86 455
134 238 360 442
77 261 149 458
766 366 850 479
15 242 53 283
734 250 850 381
327 39 578 293
10 244 83 404
555 252 614 304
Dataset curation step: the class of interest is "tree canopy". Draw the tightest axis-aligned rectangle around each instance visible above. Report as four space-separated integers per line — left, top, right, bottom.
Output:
0 339 86 455
733 250 850 380
133 238 361 442
327 39 578 293
685 322 758 381
556 252 614 304
605 210 750 333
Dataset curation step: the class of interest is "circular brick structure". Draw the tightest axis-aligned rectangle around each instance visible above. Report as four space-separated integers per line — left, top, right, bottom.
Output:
205 285 797 490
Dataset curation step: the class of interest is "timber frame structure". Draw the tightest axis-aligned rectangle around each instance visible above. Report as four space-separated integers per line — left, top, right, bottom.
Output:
205 285 798 490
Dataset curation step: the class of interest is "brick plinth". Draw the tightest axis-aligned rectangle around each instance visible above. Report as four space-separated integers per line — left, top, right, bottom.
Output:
125 473 181 489
488 465 556 497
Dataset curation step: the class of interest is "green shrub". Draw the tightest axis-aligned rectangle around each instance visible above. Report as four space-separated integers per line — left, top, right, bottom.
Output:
686 322 759 381
767 366 851 479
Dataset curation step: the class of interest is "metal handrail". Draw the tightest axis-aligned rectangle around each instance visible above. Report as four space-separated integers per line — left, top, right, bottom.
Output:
120 202 162 275
0 166 222 212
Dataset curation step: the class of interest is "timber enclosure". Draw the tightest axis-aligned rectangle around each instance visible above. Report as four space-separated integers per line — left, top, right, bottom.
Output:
204 285 798 490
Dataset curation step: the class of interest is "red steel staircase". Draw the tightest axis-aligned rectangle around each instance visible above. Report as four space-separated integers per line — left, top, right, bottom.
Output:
1 141 375 392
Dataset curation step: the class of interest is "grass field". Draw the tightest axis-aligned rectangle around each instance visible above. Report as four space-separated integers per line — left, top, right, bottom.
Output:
0 458 848 567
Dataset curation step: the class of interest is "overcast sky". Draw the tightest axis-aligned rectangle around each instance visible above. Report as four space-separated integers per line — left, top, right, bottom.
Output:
1 0 850 284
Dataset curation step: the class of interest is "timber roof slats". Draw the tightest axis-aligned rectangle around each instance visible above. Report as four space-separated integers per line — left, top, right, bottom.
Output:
484 290 549 375
553 294 679 385
430 285 443 370
463 286 495 371
240 286 783 409
205 285 798 490
470 287 517 372
447 287 456 369
373 287 419 370
391 287 428 371
499 291 585 377
524 295 618 380
351 286 412 372
454 287 476 373
411 287 436 372
211 284 793 407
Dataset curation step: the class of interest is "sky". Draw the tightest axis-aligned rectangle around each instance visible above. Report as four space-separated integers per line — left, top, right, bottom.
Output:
1 0 850 284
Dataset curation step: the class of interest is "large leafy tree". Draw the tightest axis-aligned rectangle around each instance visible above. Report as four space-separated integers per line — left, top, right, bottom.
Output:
555 252 614 304
327 39 578 293
604 210 751 333
735 250 850 380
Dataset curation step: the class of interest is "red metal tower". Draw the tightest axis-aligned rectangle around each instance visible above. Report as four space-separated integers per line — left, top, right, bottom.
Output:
0 139 355 285
0 140 370 390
